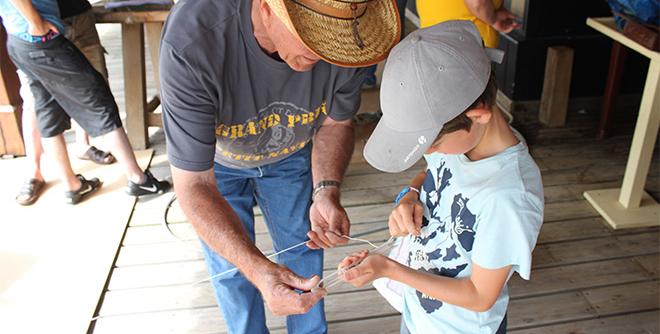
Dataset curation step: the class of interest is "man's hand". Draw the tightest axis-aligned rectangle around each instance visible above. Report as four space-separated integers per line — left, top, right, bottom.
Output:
491 8 521 33
255 264 327 316
28 19 59 36
388 192 424 237
339 250 392 287
307 188 350 249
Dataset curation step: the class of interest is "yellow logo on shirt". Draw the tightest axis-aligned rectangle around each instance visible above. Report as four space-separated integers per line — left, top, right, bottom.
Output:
214 101 327 139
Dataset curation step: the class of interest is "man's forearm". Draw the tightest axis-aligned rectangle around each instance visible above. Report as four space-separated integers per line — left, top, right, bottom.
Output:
9 0 44 26
172 168 275 284
311 120 355 185
464 0 497 25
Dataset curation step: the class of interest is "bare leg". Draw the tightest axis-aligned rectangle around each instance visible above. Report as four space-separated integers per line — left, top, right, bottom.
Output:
101 127 144 184
22 108 44 181
74 121 91 152
41 134 81 191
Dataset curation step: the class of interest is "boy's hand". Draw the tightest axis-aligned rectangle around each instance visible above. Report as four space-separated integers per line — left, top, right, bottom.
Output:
339 251 391 287
389 192 423 237
492 8 521 33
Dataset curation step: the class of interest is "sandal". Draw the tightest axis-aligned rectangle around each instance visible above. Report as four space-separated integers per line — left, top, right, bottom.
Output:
65 174 103 205
78 146 115 165
16 178 46 206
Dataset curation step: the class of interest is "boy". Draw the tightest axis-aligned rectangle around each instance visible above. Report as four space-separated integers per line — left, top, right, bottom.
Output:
339 21 544 333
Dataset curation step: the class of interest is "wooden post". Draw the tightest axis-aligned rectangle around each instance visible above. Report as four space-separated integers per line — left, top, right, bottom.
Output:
145 22 163 96
0 24 25 156
598 41 628 139
539 46 574 127
618 59 660 209
122 23 148 150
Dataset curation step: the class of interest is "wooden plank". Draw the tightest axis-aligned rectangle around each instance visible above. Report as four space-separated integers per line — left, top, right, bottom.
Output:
122 218 387 246
95 280 660 334
583 280 659 316
122 23 148 149
115 222 390 266
95 289 397 333
537 217 610 243
634 253 660 277
539 46 574 127
145 22 163 96
93 7 170 24
543 200 598 222
538 231 659 269
586 17 660 62
510 310 660 334
508 291 596 329
0 25 24 156
598 41 628 139
509 257 653 298
619 59 660 208
302 315 402 334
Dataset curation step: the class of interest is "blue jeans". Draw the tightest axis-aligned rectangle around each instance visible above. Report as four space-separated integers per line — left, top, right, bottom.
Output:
200 145 326 334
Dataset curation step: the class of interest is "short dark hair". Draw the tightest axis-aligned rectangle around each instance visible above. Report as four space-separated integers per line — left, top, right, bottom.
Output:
434 71 498 140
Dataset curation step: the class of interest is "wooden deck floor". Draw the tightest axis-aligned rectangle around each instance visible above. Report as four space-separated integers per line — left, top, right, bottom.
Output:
87 24 659 334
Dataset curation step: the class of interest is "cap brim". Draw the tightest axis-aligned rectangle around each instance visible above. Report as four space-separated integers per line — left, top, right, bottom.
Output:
282 0 400 67
364 119 440 173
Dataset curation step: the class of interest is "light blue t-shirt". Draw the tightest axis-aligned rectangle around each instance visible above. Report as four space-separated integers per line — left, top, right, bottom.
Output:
0 0 65 42
402 136 544 334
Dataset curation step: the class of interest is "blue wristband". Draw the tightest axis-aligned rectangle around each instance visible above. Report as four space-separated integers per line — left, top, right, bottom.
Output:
395 186 420 205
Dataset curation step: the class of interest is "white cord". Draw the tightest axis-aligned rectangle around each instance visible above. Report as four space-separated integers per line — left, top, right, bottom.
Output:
191 239 309 285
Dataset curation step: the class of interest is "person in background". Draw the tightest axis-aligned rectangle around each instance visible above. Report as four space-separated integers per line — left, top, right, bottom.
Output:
417 0 521 48
15 0 115 206
1 0 171 205
362 0 409 89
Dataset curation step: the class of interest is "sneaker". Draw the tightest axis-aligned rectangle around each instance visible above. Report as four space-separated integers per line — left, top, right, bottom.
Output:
126 170 171 196
65 175 102 205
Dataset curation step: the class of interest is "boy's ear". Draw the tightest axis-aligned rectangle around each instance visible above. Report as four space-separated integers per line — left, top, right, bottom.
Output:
465 107 492 125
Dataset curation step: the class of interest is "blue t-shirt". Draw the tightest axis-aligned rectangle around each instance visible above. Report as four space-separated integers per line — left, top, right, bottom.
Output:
0 0 65 42
402 135 544 334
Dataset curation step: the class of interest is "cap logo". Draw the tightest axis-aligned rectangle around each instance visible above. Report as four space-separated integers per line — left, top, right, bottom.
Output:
418 135 427 144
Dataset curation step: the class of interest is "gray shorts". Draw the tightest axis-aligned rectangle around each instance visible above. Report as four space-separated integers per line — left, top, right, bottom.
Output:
7 35 122 138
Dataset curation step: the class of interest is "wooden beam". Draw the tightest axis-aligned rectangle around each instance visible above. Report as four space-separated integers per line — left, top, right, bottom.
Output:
0 25 24 156
598 41 628 139
122 23 148 149
539 46 574 127
145 22 163 96
93 6 170 24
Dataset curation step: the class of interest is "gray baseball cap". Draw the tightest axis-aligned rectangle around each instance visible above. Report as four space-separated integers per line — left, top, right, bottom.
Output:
363 20 504 173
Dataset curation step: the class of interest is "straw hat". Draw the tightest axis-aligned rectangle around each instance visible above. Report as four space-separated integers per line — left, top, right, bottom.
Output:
263 0 401 67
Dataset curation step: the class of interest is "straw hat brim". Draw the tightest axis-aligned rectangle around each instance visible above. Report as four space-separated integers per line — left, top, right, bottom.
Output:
266 0 401 67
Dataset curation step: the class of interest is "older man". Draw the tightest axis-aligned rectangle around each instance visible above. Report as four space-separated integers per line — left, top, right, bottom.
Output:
160 0 399 333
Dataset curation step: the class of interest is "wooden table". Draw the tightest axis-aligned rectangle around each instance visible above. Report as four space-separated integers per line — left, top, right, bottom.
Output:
583 17 660 229
94 6 170 149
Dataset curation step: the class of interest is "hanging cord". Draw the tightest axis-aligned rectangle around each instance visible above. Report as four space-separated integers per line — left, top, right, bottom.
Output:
162 194 202 253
